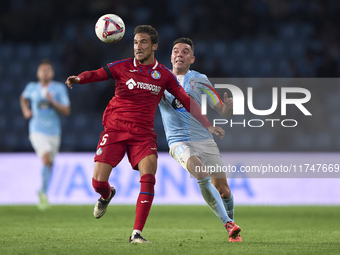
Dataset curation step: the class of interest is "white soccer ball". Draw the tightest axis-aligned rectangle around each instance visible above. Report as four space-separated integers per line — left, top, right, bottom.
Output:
95 14 125 44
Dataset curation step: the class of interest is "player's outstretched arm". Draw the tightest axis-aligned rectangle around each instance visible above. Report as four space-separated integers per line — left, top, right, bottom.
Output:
171 89 225 139
65 68 109 89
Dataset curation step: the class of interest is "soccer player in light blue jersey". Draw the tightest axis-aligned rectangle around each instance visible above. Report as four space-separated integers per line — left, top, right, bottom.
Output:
20 59 70 210
159 38 242 242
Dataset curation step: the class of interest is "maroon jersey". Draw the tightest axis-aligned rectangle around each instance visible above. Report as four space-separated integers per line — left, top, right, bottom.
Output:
78 58 211 135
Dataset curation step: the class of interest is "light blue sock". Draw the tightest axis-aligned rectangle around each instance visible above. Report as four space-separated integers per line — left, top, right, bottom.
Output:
41 165 52 194
223 193 234 221
197 177 232 225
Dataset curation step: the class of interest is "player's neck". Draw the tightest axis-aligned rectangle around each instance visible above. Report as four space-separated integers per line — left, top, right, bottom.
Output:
137 56 155 65
172 68 189 76
40 80 51 87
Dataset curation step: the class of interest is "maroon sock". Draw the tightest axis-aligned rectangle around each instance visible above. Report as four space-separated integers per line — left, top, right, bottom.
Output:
133 174 155 231
92 178 111 199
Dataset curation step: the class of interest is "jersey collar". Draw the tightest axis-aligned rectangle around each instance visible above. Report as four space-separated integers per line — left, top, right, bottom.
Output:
133 58 158 69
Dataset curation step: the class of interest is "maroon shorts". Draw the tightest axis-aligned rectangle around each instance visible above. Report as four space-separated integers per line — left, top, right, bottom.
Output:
94 130 158 170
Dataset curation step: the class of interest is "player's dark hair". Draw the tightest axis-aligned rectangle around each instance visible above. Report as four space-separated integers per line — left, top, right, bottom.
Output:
39 59 54 69
173 37 194 53
134 25 159 44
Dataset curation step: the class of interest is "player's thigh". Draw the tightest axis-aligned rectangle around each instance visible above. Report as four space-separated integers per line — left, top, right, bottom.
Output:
127 136 158 171
93 162 113 182
138 154 157 176
48 135 60 163
29 133 54 159
187 155 210 180
196 140 225 175
169 142 209 179
94 131 127 170
169 142 196 171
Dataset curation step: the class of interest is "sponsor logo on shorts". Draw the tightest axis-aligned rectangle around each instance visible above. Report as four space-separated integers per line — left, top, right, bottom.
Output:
151 148 157 150
151 70 161 79
96 148 103 155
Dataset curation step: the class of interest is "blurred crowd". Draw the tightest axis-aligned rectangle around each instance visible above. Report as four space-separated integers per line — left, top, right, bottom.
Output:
0 0 339 152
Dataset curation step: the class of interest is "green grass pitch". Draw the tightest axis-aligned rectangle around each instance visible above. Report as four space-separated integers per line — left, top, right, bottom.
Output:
0 205 339 255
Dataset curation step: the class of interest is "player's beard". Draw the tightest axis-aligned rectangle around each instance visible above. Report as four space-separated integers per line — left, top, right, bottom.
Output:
136 51 153 64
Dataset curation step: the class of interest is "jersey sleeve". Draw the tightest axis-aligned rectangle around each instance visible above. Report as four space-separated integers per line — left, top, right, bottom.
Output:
198 77 219 109
22 82 34 98
58 84 71 106
165 72 212 128
105 62 121 80
78 68 109 84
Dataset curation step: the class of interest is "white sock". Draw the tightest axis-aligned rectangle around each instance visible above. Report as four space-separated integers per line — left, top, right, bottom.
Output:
132 229 141 237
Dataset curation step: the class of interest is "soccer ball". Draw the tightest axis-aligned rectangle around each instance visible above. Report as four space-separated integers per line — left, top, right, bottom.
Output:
95 14 125 44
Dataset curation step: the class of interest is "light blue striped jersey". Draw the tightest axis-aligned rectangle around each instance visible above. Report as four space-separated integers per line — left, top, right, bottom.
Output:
22 81 70 135
159 70 218 148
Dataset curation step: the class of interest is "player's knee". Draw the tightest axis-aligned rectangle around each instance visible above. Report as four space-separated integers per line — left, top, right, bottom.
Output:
140 174 156 185
216 185 231 199
42 153 53 166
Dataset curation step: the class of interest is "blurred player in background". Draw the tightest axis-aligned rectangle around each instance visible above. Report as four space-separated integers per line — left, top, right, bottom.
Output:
65 25 223 243
158 38 242 242
20 59 71 210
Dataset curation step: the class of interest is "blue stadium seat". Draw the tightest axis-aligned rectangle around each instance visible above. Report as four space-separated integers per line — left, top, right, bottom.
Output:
13 115 26 130
0 115 7 131
250 40 266 57
158 24 176 41
72 114 91 129
279 24 297 39
1 79 14 94
16 44 33 60
315 132 332 150
325 93 340 111
8 61 25 77
256 133 274 150
231 41 248 57
292 132 312 150
0 44 13 59
270 41 285 58
219 58 237 75
36 44 53 59
239 59 255 76
194 40 208 56
212 41 228 59
329 114 340 130
287 41 305 59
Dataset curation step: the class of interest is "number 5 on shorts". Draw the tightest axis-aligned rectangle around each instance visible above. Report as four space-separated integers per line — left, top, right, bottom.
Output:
100 134 109 145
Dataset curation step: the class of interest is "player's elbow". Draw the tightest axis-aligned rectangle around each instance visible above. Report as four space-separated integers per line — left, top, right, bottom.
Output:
63 107 71 116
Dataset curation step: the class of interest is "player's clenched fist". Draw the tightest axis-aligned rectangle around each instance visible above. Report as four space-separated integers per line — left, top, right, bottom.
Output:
65 76 80 89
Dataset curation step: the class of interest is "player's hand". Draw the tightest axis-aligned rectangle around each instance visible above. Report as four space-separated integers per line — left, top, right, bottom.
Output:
207 126 225 139
45 92 54 102
220 92 233 117
65 76 80 89
23 109 33 119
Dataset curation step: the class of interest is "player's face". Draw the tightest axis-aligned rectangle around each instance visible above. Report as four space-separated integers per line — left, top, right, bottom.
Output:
171 43 195 75
134 33 158 65
37 63 54 84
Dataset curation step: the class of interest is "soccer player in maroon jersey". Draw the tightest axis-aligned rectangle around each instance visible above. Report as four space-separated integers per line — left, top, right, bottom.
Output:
65 25 224 243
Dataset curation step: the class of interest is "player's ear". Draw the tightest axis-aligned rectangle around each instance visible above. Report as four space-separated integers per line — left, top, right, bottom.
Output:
152 43 158 51
190 55 195 64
